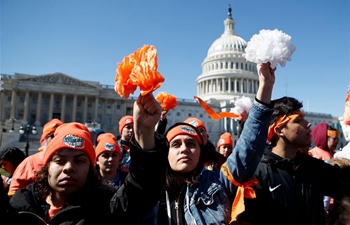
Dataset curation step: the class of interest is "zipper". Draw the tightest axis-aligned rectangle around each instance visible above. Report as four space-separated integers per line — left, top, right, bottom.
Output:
175 200 179 225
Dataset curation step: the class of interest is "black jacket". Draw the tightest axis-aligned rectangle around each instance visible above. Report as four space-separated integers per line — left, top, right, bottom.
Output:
7 133 169 225
237 149 350 225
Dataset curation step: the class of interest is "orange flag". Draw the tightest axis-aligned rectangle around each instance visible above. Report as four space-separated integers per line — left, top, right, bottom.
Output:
194 96 241 120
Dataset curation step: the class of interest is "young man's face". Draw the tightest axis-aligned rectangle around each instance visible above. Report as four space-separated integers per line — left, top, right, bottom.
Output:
121 124 133 141
97 152 120 174
281 114 312 148
197 126 208 145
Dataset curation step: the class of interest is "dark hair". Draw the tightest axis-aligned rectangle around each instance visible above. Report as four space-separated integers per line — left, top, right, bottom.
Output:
269 97 303 147
0 147 26 169
164 123 205 193
328 125 338 132
35 156 101 198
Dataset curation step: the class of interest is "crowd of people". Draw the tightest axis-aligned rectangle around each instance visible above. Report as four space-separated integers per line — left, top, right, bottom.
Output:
1 62 350 225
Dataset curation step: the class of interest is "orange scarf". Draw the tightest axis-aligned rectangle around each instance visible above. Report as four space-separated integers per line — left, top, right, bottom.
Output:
221 162 258 222
194 96 241 120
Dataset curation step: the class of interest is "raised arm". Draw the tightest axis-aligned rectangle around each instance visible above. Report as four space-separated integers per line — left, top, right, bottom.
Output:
110 93 168 223
256 62 276 104
133 93 162 150
221 62 275 184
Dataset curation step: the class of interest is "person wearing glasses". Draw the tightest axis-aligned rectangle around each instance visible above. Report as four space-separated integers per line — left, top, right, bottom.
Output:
308 123 339 161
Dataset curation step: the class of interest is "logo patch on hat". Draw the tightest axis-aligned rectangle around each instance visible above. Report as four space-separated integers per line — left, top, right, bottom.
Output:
104 143 115 151
219 139 225 144
63 134 85 148
188 120 198 127
180 125 196 134
125 119 132 124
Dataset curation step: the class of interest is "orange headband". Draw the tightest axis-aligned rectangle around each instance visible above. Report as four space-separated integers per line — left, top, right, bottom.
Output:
166 124 202 145
327 130 338 137
267 110 302 142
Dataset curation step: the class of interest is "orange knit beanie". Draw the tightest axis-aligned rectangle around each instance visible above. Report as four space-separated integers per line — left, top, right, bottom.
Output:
118 115 134 135
95 133 121 159
217 132 233 149
44 122 95 165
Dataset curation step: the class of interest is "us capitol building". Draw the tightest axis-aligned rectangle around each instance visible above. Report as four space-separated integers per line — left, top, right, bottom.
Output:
1 6 348 153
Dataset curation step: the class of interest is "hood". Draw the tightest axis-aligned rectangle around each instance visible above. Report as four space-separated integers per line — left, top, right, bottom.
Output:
312 123 328 150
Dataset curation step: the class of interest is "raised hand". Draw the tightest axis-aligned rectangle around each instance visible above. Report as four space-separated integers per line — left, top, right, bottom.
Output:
133 93 162 150
256 62 276 104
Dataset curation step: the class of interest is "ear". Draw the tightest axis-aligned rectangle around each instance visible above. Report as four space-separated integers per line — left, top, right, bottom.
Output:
274 126 284 138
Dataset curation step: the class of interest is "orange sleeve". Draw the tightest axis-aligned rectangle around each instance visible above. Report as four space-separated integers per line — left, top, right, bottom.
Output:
8 159 34 197
8 153 43 197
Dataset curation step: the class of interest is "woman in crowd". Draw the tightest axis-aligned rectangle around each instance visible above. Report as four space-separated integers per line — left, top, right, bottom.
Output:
94 133 127 190
154 63 275 224
216 132 234 159
0 147 26 193
7 93 169 225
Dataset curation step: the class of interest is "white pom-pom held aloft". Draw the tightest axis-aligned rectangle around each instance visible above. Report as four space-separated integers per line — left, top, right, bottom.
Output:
242 29 296 69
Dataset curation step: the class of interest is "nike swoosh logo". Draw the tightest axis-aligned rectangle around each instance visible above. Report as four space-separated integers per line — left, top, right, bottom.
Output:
269 184 281 192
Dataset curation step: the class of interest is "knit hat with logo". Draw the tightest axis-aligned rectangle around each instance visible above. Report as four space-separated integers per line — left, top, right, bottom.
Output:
216 132 233 149
95 133 121 159
184 117 207 133
165 123 203 145
40 118 63 143
118 115 134 135
43 122 95 165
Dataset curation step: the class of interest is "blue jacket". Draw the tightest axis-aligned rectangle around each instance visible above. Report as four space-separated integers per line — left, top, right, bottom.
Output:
141 99 273 225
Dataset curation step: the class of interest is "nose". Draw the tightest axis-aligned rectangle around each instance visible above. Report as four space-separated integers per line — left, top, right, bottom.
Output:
179 143 189 154
63 161 75 173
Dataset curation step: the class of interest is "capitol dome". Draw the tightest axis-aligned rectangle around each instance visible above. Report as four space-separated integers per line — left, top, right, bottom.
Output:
196 5 258 103
207 34 247 56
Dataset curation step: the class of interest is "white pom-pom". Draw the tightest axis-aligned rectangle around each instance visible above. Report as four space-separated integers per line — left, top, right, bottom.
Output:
242 29 296 69
232 96 252 115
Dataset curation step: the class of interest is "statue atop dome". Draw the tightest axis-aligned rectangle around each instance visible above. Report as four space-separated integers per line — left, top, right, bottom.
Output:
228 4 232 18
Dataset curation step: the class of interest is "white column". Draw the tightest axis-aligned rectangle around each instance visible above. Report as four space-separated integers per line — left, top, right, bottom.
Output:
234 78 238 94
228 78 231 92
48 93 54 121
23 92 30 124
60 94 66 122
72 94 77 122
83 96 88 123
94 97 99 121
35 92 42 126
221 79 224 93
10 90 17 119
0 92 4 121
103 99 107 128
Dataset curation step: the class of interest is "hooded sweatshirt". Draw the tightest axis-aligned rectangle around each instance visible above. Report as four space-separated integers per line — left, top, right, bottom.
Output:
308 123 333 161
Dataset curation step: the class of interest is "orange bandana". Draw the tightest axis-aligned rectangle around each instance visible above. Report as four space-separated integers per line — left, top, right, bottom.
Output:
267 110 302 142
327 130 339 137
221 162 258 222
166 124 202 145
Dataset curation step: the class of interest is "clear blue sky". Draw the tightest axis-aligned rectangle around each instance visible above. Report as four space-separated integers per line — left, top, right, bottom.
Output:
1 0 349 117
